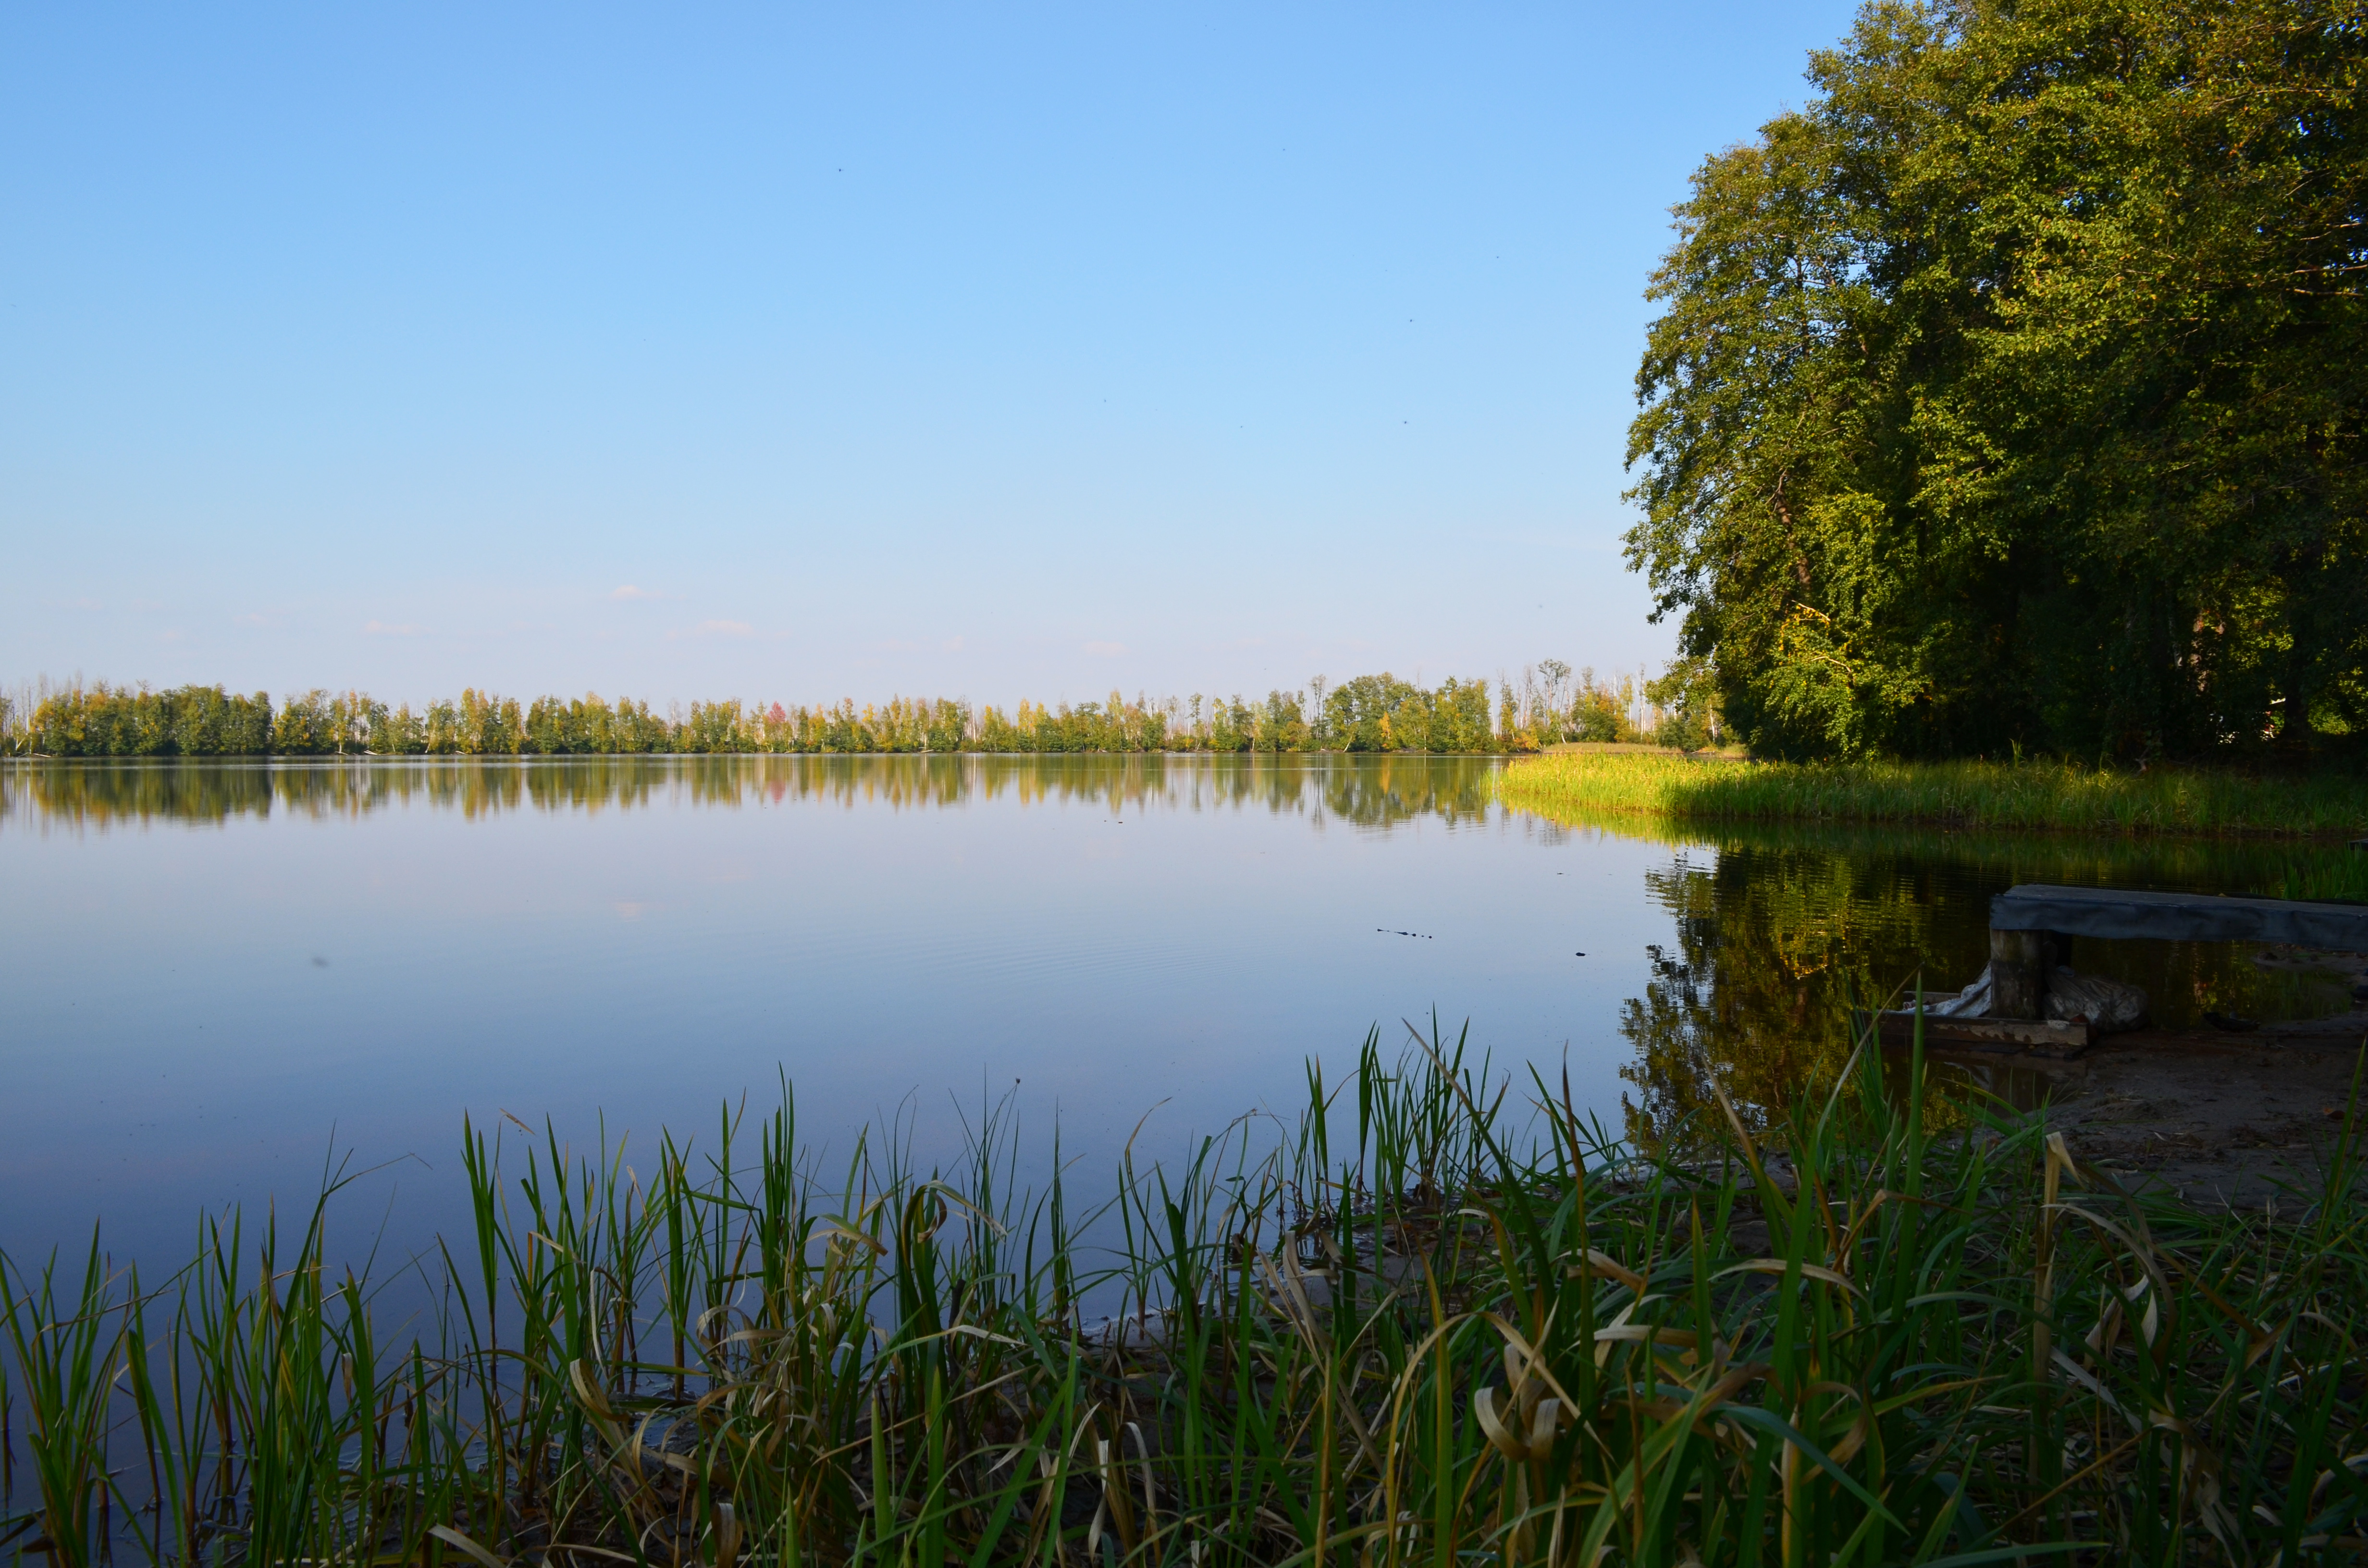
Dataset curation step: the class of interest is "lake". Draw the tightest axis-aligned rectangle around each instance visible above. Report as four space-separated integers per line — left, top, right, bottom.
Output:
1 753 2351 1271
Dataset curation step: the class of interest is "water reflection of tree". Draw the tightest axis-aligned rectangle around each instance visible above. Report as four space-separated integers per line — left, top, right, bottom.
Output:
0 754 1503 834
1618 846 1997 1147
1610 827 2364 1149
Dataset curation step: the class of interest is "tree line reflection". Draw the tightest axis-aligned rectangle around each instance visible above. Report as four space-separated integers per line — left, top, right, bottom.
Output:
0 753 1503 833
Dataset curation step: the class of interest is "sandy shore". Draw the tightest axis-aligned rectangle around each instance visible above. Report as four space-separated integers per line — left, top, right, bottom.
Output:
1947 1011 2367 1207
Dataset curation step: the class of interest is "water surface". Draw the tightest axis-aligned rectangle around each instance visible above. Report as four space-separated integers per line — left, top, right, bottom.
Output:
2 755 2353 1268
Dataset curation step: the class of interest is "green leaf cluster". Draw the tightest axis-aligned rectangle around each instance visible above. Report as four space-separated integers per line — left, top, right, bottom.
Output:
1320 674 1497 754
1627 0 2368 760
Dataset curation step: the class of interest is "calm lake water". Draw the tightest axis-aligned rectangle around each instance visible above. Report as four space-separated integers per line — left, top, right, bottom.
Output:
2 754 2353 1270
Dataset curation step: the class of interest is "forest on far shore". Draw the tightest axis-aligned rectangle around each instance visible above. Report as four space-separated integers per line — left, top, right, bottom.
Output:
0 660 1717 759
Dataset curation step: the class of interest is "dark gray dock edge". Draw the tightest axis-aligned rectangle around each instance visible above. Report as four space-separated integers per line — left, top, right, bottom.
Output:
1991 883 2368 950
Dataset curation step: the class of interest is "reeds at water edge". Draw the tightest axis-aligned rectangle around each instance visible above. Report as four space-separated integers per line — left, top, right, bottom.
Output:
1497 752 2368 840
5 1015 2365 1568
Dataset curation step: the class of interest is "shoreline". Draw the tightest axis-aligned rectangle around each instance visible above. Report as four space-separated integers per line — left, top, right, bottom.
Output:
1496 749 2368 842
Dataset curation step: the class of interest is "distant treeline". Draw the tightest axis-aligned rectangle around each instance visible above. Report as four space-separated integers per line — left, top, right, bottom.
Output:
0 662 1689 758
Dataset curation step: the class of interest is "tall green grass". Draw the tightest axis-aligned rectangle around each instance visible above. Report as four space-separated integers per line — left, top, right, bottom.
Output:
1497 752 2368 839
5 1021 2365 1567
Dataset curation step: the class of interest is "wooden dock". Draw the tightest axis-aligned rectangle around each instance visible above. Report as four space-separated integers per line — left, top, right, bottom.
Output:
1978 883 2368 1031
1990 883 2368 949
1874 884 2368 1055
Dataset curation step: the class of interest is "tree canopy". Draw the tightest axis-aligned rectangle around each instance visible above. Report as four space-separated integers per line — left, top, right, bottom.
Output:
1626 0 2366 760
5 675 1548 757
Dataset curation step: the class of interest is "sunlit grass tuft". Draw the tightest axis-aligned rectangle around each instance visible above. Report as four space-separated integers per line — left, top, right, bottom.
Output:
1496 751 2368 839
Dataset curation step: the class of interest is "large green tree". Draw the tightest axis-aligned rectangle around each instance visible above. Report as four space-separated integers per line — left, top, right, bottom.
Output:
1627 0 2367 760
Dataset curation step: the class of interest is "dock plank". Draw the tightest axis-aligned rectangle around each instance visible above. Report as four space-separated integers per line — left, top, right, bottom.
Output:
1991 883 2368 949
1867 1010 2094 1059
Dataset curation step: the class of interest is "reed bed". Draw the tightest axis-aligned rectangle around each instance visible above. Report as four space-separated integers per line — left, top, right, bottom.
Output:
1497 752 2368 839
5 1020 2366 1568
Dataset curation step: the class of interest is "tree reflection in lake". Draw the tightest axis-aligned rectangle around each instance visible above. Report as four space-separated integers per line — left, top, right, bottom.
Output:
0 753 1499 833
1610 818 2365 1147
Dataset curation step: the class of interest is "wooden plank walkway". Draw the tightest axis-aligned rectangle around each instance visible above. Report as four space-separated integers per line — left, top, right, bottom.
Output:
1991 883 2368 950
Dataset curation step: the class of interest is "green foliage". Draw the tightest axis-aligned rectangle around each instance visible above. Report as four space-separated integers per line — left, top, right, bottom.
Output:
14 684 276 757
1647 659 1721 752
518 694 675 755
3 675 1532 757
268 690 391 755
1569 689 1634 744
1319 675 1404 752
1650 708 1712 754
974 694 1170 753
1315 674 1497 753
1500 663 1653 747
5 1028 2365 1567
1627 0 2368 761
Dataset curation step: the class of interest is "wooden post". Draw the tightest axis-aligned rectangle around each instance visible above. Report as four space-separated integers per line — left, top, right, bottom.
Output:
1989 928 2048 1020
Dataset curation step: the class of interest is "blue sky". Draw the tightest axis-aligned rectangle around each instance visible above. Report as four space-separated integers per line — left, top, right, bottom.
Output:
2 2 1859 709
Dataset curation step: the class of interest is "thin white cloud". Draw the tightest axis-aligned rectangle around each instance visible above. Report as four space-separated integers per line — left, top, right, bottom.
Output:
1083 640 1128 657
669 619 754 640
611 584 675 601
